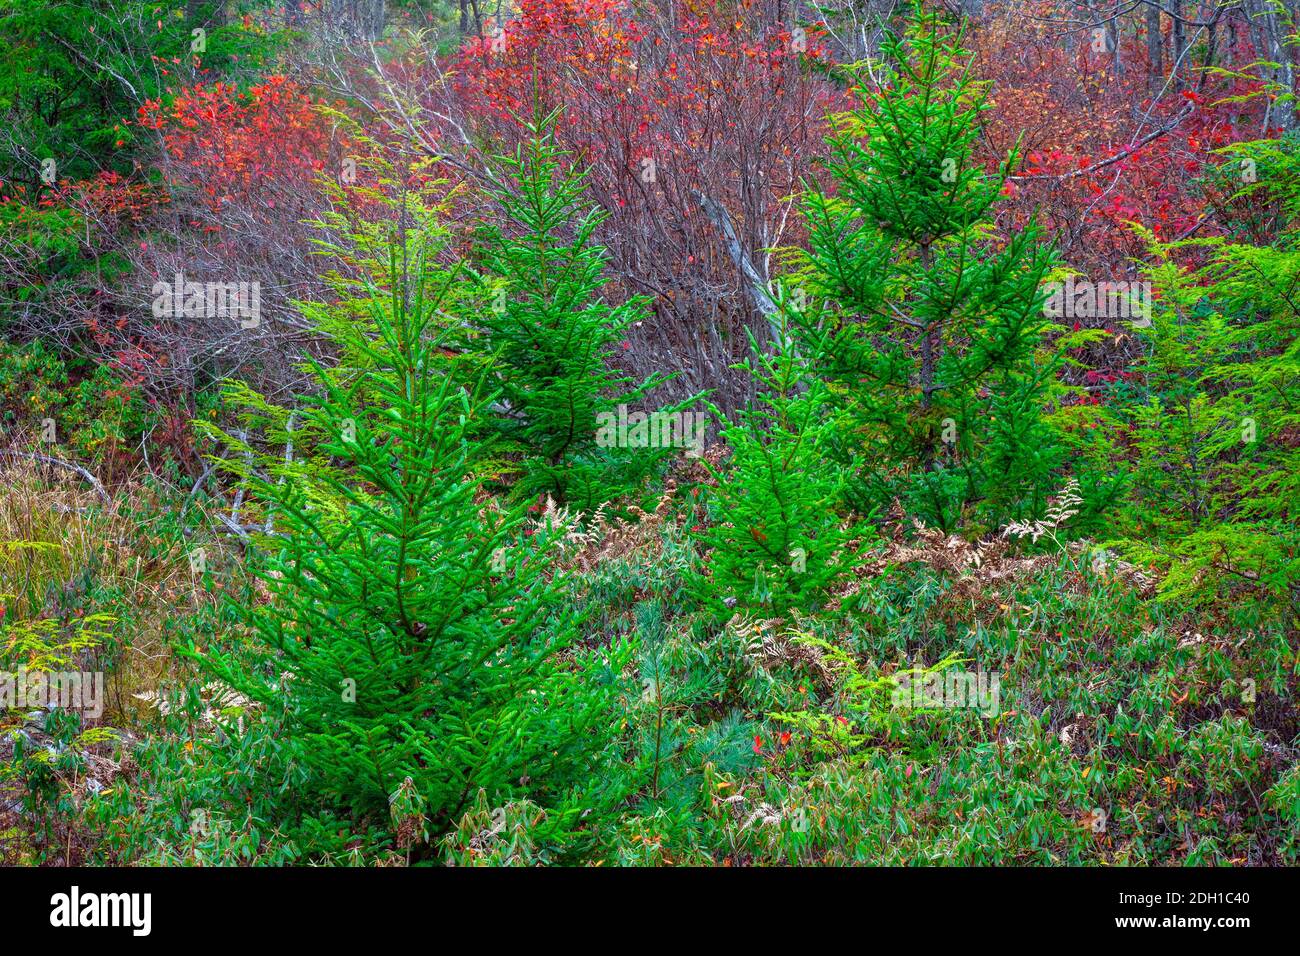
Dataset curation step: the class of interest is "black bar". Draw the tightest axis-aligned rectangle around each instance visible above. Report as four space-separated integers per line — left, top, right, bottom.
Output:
1 866 1280 943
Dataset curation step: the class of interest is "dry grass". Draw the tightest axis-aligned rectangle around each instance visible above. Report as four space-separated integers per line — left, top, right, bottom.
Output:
0 457 218 717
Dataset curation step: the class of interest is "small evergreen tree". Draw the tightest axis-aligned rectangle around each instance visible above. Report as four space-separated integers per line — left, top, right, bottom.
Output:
191 236 630 854
785 5 1061 532
1116 135 1299 610
692 306 867 620
476 109 681 512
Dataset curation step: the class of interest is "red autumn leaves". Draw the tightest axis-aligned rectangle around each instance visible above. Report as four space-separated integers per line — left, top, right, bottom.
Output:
136 76 337 224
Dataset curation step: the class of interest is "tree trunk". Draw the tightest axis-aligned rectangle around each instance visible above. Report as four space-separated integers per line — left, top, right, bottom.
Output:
1264 1 1299 131
1110 2 1123 81
1147 3 1163 91
1171 0 1186 91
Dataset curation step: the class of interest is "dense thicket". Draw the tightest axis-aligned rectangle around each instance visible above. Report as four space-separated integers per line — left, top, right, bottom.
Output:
1 1 1296 867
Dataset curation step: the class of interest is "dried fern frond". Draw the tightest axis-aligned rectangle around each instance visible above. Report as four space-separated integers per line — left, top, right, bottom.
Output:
1001 478 1081 544
527 483 679 573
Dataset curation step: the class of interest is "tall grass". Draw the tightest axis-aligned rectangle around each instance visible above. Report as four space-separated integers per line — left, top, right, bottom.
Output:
0 458 217 716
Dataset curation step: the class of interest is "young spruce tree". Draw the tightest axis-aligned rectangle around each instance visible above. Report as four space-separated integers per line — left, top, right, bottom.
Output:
1117 133 1300 609
191 237 629 855
692 303 867 620
476 109 679 512
786 5 1061 532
